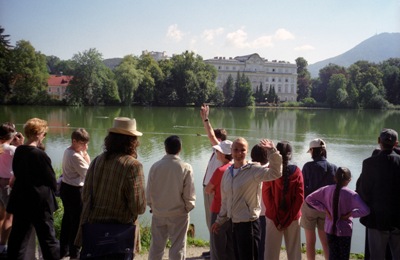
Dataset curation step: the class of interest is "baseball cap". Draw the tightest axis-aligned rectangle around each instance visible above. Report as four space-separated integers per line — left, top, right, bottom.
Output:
307 138 326 153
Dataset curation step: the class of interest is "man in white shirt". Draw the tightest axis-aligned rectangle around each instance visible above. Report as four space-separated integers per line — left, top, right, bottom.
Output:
147 135 196 260
200 104 227 258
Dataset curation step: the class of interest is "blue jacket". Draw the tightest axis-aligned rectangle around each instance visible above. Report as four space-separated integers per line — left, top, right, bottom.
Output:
302 156 337 198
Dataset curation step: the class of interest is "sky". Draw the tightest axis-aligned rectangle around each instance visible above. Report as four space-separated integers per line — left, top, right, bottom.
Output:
1 0 399 64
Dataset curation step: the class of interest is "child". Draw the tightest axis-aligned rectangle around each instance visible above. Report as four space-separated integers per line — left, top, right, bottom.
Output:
305 167 370 260
205 140 234 260
250 144 269 260
60 128 91 258
263 141 304 260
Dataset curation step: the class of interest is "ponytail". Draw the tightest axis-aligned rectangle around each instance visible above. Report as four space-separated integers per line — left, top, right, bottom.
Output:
332 167 351 232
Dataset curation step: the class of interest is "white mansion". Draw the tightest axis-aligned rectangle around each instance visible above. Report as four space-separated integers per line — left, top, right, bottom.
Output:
205 53 297 102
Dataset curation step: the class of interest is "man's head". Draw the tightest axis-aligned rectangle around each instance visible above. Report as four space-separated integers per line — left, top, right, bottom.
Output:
165 135 182 155
250 144 268 165
379 128 398 150
214 128 227 141
71 128 90 152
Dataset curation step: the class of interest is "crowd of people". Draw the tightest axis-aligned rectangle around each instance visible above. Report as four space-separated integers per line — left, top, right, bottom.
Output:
0 106 399 260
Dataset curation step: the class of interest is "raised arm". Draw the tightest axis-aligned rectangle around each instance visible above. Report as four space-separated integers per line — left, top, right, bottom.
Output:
200 104 219 146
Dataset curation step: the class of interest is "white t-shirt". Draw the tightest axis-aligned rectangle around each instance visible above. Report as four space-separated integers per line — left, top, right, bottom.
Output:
62 147 89 187
0 143 16 179
203 148 223 185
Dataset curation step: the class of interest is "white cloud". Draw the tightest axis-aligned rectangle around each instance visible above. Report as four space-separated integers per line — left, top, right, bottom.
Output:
226 28 249 48
252 35 274 48
166 24 183 42
201 27 224 44
225 28 295 49
273 28 295 41
294 44 315 51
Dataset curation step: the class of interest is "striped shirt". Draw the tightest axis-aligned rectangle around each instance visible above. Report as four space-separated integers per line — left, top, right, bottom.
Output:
80 152 146 225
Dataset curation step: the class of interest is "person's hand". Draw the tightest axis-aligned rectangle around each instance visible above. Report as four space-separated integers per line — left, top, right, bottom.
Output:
340 212 352 220
260 139 275 149
12 132 24 146
211 222 220 234
326 210 332 221
200 104 210 121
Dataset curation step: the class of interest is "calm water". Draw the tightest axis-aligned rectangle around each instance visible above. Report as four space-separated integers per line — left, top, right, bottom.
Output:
2 105 400 253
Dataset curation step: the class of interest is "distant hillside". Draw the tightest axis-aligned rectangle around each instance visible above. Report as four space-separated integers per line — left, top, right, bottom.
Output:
103 58 122 70
308 32 400 78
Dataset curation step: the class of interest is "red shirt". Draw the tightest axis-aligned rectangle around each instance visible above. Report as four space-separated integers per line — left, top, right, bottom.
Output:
209 163 231 213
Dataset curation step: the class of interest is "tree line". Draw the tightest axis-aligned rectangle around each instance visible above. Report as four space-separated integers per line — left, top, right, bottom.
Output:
1 26 399 108
296 57 400 109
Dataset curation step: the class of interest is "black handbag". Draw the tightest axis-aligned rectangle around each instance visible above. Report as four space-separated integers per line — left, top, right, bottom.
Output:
80 222 135 259
80 158 136 259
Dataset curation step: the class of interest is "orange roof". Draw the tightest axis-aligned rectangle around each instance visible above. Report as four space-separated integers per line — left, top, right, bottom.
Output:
48 75 73 87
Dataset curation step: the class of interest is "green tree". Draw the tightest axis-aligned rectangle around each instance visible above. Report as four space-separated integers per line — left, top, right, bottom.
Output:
254 82 265 103
11 40 50 104
46 55 61 74
326 74 348 107
222 74 234 106
57 59 75 75
67 48 118 105
296 57 312 101
0 26 13 103
312 63 346 103
134 71 154 105
135 54 165 105
154 59 175 106
359 82 388 109
168 51 217 106
231 72 254 107
380 58 400 105
266 85 279 104
114 55 143 105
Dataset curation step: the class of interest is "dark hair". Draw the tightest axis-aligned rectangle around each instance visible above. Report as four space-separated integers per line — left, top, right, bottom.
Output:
104 132 139 159
71 128 90 143
250 144 268 165
276 141 293 210
165 135 181 155
0 122 16 141
224 154 233 161
332 167 351 232
311 147 327 159
214 128 227 141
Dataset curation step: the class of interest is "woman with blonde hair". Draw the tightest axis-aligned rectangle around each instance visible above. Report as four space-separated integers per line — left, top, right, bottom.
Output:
7 118 59 260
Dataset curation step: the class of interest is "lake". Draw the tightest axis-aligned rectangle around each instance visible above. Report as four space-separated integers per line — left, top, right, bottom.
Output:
2 105 400 254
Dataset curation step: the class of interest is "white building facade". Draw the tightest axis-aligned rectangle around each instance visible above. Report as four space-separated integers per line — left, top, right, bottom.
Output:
205 53 298 102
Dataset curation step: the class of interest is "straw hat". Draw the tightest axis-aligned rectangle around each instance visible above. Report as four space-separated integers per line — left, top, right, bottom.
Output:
108 117 143 137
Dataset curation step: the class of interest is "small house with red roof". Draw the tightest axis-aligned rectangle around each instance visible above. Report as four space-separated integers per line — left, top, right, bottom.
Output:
47 74 73 100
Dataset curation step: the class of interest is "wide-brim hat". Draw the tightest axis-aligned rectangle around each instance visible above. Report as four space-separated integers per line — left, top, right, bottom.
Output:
108 117 143 137
307 138 326 153
213 140 233 155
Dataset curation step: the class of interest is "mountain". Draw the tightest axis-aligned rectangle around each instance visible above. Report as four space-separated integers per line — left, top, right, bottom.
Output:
103 58 122 70
308 32 400 78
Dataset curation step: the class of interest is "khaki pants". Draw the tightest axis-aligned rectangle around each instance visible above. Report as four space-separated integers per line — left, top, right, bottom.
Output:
203 186 214 232
264 217 301 260
149 214 189 260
